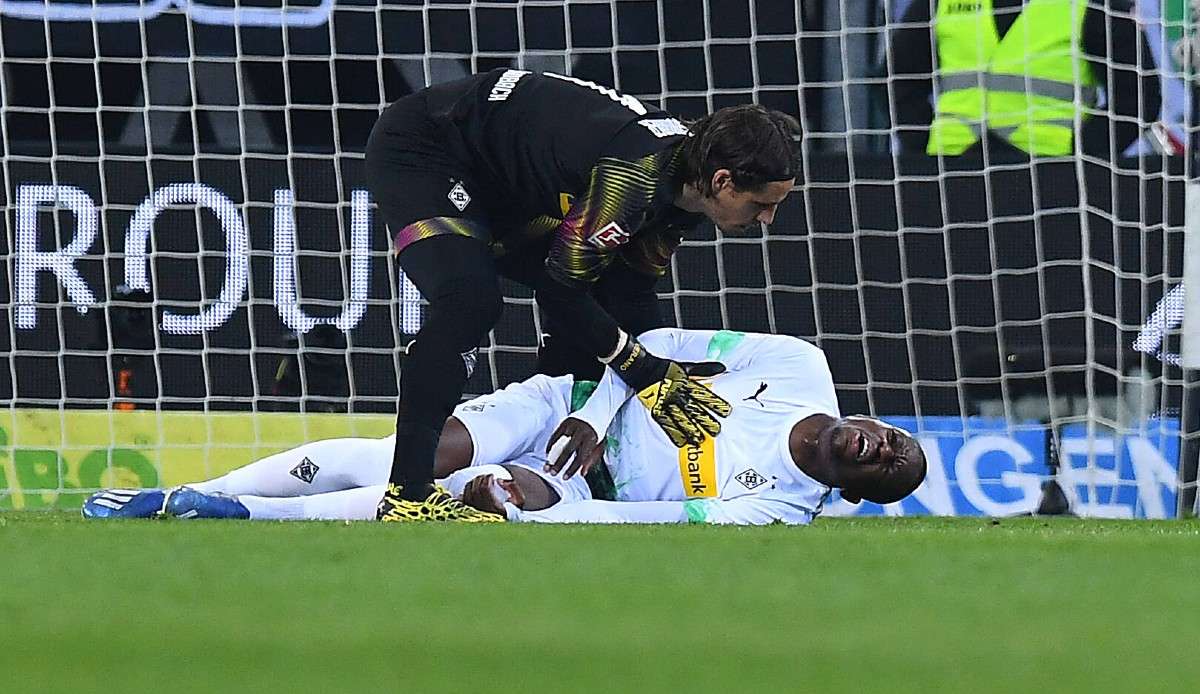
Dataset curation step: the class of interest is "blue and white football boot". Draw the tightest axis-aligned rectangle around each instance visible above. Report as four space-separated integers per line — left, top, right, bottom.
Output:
81 489 167 519
163 486 250 520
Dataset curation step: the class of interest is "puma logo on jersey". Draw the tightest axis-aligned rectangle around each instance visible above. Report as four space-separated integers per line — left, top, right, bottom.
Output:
488 69 530 101
743 382 768 407
587 222 630 248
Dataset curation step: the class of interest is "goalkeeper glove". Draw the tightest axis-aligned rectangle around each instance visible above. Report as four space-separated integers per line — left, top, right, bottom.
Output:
601 331 732 448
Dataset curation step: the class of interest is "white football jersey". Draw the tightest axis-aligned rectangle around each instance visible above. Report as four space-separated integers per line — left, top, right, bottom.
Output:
515 329 840 525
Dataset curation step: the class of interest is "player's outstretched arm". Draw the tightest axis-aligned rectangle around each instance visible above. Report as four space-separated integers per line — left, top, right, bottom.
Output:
513 499 690 524
509 496 815 525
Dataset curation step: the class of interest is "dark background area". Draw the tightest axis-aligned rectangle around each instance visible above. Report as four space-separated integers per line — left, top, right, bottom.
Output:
0 0 1188 417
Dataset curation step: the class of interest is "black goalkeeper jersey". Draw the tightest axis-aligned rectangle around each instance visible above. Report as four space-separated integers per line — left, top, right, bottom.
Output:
418 69 703 287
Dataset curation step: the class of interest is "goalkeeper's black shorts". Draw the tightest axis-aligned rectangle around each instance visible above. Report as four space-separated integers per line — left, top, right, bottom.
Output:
365 90 494 255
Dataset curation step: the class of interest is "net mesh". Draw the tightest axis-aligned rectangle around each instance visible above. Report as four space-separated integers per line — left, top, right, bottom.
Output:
0 0 1195 516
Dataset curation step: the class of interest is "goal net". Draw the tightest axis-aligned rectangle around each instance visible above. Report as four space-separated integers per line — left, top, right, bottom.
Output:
0 0 1194 517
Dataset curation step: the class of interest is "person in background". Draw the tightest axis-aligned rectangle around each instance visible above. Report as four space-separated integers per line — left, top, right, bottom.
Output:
889 0 1161 160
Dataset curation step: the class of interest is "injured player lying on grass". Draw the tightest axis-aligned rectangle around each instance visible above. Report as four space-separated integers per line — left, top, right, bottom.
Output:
83 329 926 525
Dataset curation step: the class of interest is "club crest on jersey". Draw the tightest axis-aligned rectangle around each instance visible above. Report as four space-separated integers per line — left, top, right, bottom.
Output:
735 468 768 490
461 347 479 378
290 457 320 484
638 118 689 138
587 222 630 248
448 181 471 212
459 400 495 413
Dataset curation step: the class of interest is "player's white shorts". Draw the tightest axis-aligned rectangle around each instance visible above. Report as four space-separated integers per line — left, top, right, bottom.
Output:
446 374 592 505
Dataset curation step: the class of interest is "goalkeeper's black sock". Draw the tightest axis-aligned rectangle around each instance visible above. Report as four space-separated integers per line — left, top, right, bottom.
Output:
388 330 478 499
388 235 504 499
390 423 441 500
390 331 471 495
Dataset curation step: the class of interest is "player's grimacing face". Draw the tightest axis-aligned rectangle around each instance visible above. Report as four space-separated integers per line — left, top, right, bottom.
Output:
823 416 914 472
704 172 794 233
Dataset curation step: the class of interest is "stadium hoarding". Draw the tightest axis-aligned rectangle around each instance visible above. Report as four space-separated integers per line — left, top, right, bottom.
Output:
0 408 1181 518
0 0 334 27
0 408 393 509
826 417 1182 519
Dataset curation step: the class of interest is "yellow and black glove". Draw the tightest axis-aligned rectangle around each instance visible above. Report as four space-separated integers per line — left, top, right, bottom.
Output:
602 331 732 448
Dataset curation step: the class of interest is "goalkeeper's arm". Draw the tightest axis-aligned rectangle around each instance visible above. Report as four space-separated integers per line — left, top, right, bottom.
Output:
540 280 732 452
534 152 652 368
537 151 730 447
535 276 730 449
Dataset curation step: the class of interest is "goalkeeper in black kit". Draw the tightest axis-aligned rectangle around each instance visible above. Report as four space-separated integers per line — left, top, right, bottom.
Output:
365 69 800 521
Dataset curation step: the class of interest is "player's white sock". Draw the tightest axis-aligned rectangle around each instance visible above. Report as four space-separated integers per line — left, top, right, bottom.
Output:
238 485 386 521
234 468 513 521
190 437 393 497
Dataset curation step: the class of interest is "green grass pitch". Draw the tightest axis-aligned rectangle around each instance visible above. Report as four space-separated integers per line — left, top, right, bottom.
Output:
1 513 1196 693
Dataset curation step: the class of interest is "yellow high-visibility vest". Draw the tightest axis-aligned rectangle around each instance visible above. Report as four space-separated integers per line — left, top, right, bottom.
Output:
927 0 1098 156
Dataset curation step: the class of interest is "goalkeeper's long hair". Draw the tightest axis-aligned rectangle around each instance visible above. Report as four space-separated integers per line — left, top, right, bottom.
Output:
679 104 802 196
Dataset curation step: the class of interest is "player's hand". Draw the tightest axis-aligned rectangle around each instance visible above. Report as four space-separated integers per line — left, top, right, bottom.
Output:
636 362 732 448
603 332 732 448
544 417 605 480
461 474 524 515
